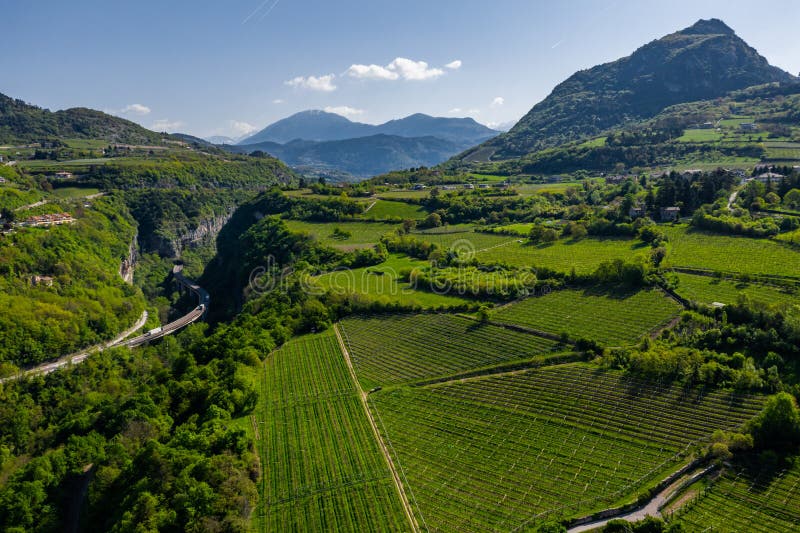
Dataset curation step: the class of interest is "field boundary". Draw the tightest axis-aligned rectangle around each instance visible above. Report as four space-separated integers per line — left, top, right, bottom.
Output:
333 323 420 532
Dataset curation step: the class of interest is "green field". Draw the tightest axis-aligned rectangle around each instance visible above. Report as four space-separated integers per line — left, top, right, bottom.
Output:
361 199 427 220
283 220 399 249
413 227 517 253
677 459 800 532
253 331 409 531
494 288 682 346
370 363 764 531
475 236 649 274
663 225 800 279
314 254 473 308
378 189 431 200
51 186 101 199
673 273 799 308
339 313 562 389
487 222 536 236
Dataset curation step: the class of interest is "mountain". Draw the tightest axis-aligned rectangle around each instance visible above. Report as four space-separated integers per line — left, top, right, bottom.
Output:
238 110 498 145
0 92 164 144
227 134 464 177
462 18 796 162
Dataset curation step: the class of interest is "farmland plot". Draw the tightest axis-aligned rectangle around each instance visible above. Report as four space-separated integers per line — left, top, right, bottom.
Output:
672 273 799 308
370 364 764 532
494 288 682 346
255 331 409 531
339 313 562 389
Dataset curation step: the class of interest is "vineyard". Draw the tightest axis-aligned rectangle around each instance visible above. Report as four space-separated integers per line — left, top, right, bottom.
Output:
676 459 800 532
361 199 428 220
369 363 765 532
672 273 799 308
475 237 647 273
493 288 682 346
663 225 800 278
255 331 409 532
339 313 562 389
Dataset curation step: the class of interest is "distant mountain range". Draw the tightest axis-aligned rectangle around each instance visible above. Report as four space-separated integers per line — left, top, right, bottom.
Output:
238 110 498 145
227 134 467 178
459 18 797 163
225 110 499 177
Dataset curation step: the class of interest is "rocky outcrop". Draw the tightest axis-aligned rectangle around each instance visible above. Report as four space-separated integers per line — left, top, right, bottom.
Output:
119 235 137 284
146 213 232 258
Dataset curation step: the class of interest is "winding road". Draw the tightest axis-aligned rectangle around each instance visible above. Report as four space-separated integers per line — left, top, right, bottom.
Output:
1 266 208 382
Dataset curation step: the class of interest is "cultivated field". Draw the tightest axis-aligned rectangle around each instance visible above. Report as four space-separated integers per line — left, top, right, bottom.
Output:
493 288 682 345
676 459 800 532
283 220 399 249
362 199 427 220
370 363 764 532
339 313 562 389
673 273 799 308
254 331 409 531
313 254 473 308
663 225 800 279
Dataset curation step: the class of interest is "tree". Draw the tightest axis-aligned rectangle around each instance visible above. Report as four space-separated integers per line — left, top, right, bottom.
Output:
784 189 800 210
747 392 800 451
421 212 442 228
401 219 416 234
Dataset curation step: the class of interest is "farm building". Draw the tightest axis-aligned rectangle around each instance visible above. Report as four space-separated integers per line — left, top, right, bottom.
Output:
629 206 645 218
54 171 74 179
681 169 703 179
755 172 784 183
660 207 680 221
739 122 758 132
30 275 54 287
22 212 75 227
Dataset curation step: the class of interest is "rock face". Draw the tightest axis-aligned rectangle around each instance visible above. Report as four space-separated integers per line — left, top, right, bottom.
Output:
464 18 796 161
144 214 232 258
119 235 138 284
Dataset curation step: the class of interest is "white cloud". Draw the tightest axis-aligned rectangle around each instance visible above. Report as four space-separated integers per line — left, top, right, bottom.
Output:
346 57 445 81
284 74 337 92
272 98 285 104
324 106 365 119
122 103 151 116
150 119 183 132
346 63 399 80
445 60 462 70
448 107 462 114
490 96 505 108
387 57 443 80
230 120 258 136
447 107 479 116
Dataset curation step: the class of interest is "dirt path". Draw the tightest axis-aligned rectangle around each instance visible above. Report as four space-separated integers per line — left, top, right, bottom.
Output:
333 324 420 532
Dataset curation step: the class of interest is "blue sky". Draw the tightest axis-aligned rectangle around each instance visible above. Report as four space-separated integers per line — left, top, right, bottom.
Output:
3 0 799 138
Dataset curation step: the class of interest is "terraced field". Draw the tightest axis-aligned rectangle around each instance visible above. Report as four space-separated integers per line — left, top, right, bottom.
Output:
663 225 800 278
673 273 799 308
255 331 409 532
494 289 682 346
370 364 764 532
677 460 800 532
339 313 562 389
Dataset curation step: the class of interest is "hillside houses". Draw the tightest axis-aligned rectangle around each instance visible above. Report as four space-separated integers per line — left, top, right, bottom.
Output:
21 212 75 227
660 206 680 221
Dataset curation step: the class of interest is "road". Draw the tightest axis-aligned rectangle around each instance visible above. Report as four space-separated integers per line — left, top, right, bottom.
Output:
0 310 148 383
568 465 714 532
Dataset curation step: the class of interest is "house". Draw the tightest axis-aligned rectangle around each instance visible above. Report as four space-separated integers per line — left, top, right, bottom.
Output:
478 184 491 189
0 155 4 162
660 207 680 221
411 184 427 190
756 172 784 184
0 177 6 184
698 122 715 129
629 206 645 218
605 175 627 185
464 183 475 190
22 212 75 227
681 169 703 179
31 275 54 287
54 171 74 179
739 123 758 132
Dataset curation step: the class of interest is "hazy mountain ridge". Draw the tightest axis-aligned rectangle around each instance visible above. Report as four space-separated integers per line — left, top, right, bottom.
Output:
238 110 498 145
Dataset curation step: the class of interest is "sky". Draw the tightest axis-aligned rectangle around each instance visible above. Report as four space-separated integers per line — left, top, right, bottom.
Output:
3 0 799 139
